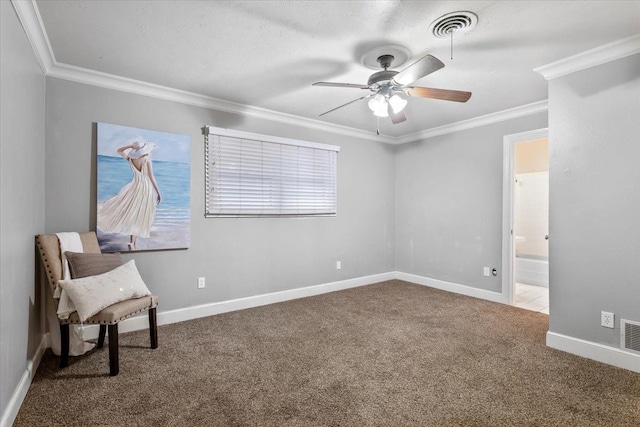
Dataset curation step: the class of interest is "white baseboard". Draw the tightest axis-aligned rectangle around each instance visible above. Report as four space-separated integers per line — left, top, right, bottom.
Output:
155 271 396 328
66 271 398 340
546 331 640 373
395 271 507 304
1 334 48 427
94 271 507 337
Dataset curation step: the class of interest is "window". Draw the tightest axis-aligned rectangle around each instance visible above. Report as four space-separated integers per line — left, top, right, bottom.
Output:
203 126 340 217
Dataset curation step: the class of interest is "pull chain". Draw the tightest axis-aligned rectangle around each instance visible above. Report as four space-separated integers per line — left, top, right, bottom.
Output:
450 30 453 60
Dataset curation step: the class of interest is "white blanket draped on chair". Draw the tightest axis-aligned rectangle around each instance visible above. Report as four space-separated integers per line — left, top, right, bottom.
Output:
45 232 94 356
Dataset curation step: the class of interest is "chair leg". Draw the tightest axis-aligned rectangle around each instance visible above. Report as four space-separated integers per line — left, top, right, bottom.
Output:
108 324 119 376
149 308 158 349
60 324 70 368
97 325 106 348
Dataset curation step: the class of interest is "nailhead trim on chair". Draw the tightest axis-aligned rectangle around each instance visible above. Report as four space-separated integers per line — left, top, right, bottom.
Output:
36 239 56 295
60 300 159 326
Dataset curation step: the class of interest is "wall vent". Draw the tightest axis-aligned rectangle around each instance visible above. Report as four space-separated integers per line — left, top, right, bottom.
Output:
621 319 640 354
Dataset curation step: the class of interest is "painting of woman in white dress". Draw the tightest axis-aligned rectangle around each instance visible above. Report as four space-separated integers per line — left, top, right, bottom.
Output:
97 123 190 252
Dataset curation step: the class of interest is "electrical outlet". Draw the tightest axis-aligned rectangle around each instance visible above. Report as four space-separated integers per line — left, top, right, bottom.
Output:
197 277 206 289
601 311 614 328
336 261 341 270
483 267 490 277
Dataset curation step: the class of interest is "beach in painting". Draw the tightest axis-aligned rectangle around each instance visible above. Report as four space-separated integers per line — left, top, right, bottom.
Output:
97 154 190 252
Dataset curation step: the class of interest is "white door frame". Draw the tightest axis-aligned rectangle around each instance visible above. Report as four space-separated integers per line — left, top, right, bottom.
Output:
501 128 549 304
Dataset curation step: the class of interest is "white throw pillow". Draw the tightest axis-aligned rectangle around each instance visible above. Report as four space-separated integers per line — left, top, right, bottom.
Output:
58 260 151 322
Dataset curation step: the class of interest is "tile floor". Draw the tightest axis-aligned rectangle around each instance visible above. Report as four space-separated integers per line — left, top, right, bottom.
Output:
514 283 549 314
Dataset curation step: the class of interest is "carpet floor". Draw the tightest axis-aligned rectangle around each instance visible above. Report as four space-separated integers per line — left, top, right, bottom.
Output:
14 280 640 426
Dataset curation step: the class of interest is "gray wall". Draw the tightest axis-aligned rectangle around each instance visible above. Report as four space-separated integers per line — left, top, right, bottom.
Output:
0 1 46 418
548 53 640 345
395 113 548 291
44 78 396 312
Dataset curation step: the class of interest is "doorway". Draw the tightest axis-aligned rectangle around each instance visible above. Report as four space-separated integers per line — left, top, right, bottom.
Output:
501 128 549 313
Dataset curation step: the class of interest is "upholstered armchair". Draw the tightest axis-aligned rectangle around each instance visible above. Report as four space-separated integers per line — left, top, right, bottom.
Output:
36 232 158 376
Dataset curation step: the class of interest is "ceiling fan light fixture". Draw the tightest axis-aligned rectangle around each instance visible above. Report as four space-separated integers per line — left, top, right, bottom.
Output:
314 51 471 124
368 94 385 110
388 94 407 113
368 94 389 117
372 107 389 118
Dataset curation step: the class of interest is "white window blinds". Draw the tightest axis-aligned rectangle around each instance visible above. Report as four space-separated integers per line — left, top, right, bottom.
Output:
204 126 339 217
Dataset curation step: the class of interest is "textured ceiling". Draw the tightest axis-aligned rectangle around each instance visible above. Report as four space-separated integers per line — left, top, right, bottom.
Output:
35 0 640 137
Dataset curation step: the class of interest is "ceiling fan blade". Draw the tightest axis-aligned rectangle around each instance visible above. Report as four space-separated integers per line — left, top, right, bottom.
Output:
389 108 407 124
318 94 372 117
404 86 472 103
392 54 445 86
313 82 370 89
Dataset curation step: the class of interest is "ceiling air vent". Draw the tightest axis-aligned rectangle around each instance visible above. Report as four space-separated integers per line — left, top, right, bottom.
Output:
621 319 640 355
429 11 478 38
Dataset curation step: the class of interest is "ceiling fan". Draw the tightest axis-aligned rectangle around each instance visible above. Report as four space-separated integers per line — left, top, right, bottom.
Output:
313 53 471 124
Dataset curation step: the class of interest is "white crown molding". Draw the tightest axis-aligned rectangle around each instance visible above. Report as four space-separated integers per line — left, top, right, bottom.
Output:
13 0 547 145
395 100 549 145
535 34 640 80
11 0 55 73
47 62 395 144
11 1 393 144
48 59 548 146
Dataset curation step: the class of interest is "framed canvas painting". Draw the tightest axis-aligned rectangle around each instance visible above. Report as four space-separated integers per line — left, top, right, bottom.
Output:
97 122 191 252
